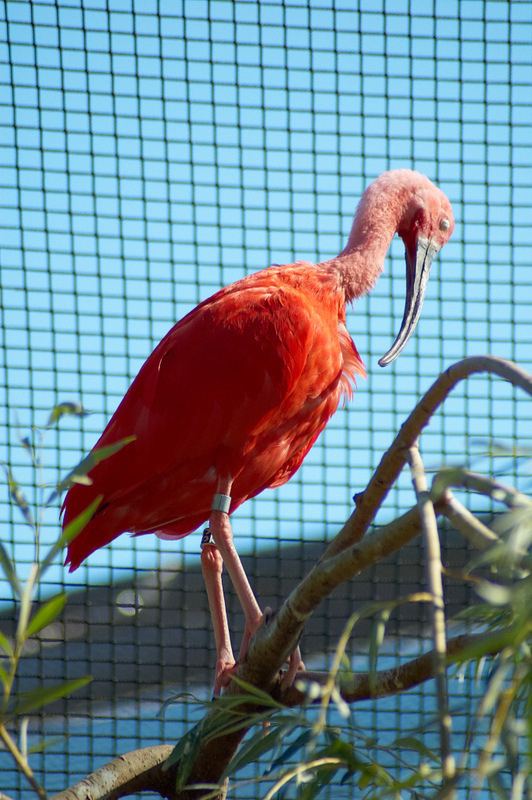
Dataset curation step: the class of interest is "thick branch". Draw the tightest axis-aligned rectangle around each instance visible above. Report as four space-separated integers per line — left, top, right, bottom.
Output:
49 357 532 799
50 746 174 800
321 356 532 561
52 626 516 800
283 500 446 626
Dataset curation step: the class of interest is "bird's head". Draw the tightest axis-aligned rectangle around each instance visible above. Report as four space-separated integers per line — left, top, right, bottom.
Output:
378 172 455 367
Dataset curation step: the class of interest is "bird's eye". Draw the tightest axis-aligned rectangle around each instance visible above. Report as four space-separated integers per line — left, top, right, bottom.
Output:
440 218 450 232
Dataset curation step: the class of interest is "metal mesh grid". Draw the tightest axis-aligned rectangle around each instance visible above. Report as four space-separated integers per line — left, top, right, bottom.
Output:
0 0 531 797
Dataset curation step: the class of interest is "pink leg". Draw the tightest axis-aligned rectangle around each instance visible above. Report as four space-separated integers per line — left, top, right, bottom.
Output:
200 540 236 696
209 508 263 663
206 477 304 690
209 478 263 665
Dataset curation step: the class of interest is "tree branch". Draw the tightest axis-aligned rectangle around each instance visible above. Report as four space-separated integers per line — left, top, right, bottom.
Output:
51 625 518 800
48 357 532 799
406 443 455 790
321 356 532 561
440 489 501 551
280 626 516 705
50 746 174 800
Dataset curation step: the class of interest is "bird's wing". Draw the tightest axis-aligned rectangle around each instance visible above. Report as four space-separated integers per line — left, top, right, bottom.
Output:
63 273 345 522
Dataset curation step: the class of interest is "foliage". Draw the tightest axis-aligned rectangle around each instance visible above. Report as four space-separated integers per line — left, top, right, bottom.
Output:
160 466 532 800
451 489 532 798
0 406 96 799
0 401 531 799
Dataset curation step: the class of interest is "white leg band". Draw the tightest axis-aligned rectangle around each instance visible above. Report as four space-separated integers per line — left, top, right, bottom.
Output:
211 493 231 514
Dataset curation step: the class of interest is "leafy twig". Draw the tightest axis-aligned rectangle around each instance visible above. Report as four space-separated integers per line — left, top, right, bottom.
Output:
406 443 455 790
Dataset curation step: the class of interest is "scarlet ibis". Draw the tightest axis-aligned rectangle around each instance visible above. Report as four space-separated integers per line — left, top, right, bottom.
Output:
63 169 454 693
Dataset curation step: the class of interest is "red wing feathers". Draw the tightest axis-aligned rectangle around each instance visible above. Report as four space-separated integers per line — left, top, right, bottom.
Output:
64 267 363 568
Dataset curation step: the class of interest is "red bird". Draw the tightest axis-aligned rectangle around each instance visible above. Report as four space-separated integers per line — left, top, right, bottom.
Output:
63 170 454 693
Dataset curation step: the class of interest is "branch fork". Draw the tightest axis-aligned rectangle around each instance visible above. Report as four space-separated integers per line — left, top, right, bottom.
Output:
46 357 532 799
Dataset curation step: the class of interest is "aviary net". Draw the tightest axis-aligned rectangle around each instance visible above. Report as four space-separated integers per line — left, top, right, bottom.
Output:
0 1 531 797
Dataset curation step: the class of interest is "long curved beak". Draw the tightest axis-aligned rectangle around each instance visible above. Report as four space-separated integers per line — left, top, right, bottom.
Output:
378 236 440 367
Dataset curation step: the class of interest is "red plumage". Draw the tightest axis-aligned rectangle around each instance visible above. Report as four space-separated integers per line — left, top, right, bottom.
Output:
62 170 454 692
63 263 365 570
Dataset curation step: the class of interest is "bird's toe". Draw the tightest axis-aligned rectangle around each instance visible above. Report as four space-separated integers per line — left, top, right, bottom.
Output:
281 645 305 691
213 658 238 697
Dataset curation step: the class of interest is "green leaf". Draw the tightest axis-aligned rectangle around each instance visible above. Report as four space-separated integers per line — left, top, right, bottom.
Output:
57 437 136 494
196 701 278 746
16 563 39 646
369 607 391 683
317 738 366 773
40 495 103 574
165 702 281 787
0 664 10 685
0 629 13 658
18 435 35 460
8 676 91 717
25 593 66 639
27 736 65 754
330 686 350 720
199 709 273 744
228 678 288 710
3 466 34 527
392 736 439 762
0 540 21 598
167 720 206 787
480 661 513 716
300 760 341 800
158 691 210 719
475 580 513 606
46 402 89 426
270 728 314 770
222 723 291 780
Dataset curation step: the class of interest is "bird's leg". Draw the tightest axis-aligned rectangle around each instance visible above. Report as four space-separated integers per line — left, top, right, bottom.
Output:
200 529 236 696
209 478 305 689
209 480 264 666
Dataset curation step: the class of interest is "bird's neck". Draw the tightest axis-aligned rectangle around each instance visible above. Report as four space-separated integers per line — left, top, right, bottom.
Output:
320 209 400 305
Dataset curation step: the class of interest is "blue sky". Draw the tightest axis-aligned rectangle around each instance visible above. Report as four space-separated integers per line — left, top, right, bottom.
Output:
0 0 531 594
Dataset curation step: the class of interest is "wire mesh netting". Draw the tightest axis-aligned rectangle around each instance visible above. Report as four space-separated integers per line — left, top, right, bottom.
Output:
0 0 531 797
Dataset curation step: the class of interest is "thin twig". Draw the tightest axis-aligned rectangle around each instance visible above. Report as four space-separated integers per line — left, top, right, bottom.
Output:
439 489 500 551
0 723 46 800
432 468 532 509
406 444 456 791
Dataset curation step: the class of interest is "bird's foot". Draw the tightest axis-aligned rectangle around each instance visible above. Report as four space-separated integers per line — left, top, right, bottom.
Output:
250 608 306 691
281 645 305 691
236 607 268 665
213 657 239 697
